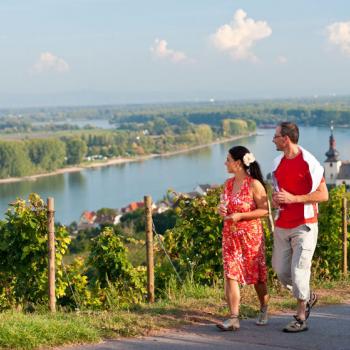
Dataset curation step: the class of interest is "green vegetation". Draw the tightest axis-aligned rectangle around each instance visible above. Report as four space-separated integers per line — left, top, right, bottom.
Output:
107 98 350 127
0 194 71 308
0 276 348 349
2 97 350 180
0 312 99 349
0 141 33 178
316 185 350 279
164 188 223 284
0 118 254 179
164 185 350 284
27 139 66 171
0 187 346 311
222 118 256 136
88 227 146 294
2 97 350 136
0 183 348 348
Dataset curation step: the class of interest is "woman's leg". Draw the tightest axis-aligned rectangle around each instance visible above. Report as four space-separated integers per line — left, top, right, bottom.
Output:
225 277 240 316
254 281 269 325
254 282 269 309
217 277 241 330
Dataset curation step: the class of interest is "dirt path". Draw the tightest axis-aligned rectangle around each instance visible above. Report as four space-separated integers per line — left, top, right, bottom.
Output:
58 304 350 350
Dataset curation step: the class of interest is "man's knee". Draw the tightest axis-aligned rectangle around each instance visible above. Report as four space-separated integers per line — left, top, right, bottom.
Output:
277 271 292 286
273 262 291 286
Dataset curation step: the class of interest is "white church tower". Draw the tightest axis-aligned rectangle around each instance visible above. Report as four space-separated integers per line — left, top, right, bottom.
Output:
324 122 342 185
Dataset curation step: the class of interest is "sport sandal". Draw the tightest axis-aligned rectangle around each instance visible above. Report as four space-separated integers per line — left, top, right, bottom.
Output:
256 306 268 326
305 291 317 320
217 315 240 331
283 316 308 333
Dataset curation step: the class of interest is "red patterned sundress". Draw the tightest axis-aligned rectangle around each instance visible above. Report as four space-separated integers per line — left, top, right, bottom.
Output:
222 176 267 285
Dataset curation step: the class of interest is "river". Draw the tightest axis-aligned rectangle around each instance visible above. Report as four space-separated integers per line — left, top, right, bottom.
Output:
0 126 349 224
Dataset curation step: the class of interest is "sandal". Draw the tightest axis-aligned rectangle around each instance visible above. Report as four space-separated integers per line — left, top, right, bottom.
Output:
256 306 268 326
217 315 240 331
283 316 308 333
305 291 317 320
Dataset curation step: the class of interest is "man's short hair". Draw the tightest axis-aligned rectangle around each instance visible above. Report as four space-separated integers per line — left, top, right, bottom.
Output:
279 122 299 143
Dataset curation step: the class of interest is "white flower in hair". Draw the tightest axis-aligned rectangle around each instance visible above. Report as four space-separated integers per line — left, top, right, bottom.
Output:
243 152 255 166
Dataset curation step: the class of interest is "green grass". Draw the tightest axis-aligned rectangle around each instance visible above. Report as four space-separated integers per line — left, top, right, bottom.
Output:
0 312 99 349
0 277 348 349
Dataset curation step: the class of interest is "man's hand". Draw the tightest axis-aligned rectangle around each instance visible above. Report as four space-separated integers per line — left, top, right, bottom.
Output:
273 189 296 204
271 196 280 208
273 181 329 205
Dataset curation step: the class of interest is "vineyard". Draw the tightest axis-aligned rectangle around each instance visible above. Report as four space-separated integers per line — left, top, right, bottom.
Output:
0 186 348 312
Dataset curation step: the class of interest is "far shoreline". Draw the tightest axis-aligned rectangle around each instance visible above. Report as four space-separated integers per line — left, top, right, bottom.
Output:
0 133 255 185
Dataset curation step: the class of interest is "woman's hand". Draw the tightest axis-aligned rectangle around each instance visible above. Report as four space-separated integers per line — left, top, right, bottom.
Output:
218 204 227 217
224 213 243 222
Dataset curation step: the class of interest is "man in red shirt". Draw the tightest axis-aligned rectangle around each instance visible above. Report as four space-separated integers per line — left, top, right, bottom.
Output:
272 122 328 333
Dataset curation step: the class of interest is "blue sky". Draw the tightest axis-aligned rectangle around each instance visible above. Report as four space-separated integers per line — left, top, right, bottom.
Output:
1 0 350 107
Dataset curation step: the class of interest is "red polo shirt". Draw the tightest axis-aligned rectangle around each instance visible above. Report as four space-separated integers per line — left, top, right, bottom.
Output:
275 152 320 228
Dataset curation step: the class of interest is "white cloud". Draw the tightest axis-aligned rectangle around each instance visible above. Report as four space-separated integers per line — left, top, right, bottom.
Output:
211 9 272 62
150 39 193 63
276 55 288 64
327 21 350 56
32 52 70 73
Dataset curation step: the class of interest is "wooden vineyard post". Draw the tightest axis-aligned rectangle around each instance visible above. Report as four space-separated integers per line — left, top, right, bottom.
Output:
342 196 348 278
144 195 155 303
47 197 56 313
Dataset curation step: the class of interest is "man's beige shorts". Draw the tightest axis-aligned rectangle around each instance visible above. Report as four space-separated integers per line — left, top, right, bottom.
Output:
272 223 318 301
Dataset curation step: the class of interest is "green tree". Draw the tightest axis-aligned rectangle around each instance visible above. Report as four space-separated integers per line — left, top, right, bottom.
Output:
120 208 145 234
195 124 213 144
222 119 248 137
65 138 88 164
246 119 256 132
151 117 169 135
0 141 33 178
27 139 66 172
153 209 177 235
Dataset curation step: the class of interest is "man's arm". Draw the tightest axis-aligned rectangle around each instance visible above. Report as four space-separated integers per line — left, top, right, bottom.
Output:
273 181 329 205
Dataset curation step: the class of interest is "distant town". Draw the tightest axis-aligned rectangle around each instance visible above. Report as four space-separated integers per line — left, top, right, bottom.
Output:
77 183 216 231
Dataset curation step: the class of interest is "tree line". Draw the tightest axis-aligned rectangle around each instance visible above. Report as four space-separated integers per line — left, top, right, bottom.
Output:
0 118 255 179
110 104 350 127
2 97 350 131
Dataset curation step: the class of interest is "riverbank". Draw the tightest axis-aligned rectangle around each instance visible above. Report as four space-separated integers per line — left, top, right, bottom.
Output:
0 133 253 184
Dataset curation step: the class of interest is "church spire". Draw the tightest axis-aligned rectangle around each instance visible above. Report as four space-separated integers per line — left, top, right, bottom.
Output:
325 121 340 162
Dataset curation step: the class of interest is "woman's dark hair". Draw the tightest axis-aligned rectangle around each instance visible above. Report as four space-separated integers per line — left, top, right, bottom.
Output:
228 145 265 189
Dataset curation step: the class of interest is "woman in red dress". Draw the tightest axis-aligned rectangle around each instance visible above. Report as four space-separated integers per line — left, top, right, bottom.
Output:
217 145 269 331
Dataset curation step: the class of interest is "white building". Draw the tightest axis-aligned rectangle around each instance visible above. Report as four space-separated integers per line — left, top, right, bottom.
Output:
194 184 212 196
324 124 350 187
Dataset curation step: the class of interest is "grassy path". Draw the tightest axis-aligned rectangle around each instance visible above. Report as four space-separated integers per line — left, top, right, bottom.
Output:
0 279 348 349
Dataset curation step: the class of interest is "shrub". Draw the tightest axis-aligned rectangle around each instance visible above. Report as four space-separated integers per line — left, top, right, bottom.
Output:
0 193 70 309
163 187 223 284
315 185 348 279
88 227 146 307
